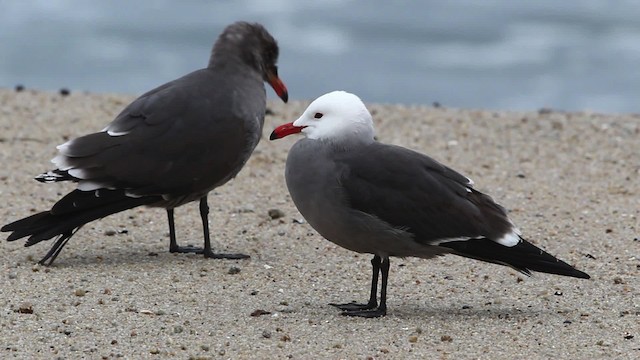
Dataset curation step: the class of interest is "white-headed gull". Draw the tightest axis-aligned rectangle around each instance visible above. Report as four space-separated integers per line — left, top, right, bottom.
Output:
270 91 589 317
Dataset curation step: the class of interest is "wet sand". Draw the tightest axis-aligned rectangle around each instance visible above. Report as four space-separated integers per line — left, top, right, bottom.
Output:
0 89 638 359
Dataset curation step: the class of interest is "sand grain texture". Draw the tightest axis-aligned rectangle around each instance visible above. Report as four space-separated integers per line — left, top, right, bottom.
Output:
0 89 638 359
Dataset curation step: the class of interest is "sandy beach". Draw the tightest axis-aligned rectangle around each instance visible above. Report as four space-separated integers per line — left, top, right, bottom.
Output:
0 88 638 359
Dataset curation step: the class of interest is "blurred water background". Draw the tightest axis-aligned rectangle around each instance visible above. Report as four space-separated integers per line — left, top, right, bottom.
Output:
2 0 640 113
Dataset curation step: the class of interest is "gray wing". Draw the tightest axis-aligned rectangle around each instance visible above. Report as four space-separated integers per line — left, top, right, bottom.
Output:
51 69 265 197
337 142 513 243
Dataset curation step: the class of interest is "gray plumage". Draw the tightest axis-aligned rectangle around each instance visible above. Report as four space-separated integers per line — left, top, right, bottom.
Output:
286 139 508 258
3 21 289 265
271 91 589 317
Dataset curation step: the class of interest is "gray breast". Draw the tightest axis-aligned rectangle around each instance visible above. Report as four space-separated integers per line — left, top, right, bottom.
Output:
285 139 448 258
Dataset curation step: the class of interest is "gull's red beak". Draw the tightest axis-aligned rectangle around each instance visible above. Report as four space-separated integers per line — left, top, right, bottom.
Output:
270 122 305 140
267 71 288 103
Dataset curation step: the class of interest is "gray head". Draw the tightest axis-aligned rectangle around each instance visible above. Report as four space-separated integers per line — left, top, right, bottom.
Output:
210 21 287 102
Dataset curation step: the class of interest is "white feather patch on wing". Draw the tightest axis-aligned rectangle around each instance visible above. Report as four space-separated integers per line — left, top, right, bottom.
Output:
431 228 521 248
67 168 88 179
56 141 72 154
51 154 73 170
495 227 521 247
78 180 114 191
431 236 484 246
106 129 129 136
466 177 475 186
125 190 143 198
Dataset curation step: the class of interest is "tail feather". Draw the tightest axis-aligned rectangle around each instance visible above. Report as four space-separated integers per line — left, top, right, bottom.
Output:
4 212 52 241
440 237 590 279
2 189 160 264
34 169 76 183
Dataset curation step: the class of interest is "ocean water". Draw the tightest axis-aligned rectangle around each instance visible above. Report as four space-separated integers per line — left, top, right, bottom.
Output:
2 0 640 113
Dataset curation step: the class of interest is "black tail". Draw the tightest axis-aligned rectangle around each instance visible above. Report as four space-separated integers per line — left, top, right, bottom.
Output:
2 189 159 265
440 237 590 279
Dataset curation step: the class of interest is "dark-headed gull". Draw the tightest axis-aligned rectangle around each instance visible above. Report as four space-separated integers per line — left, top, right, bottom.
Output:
270 91 589 317
3 21 288 265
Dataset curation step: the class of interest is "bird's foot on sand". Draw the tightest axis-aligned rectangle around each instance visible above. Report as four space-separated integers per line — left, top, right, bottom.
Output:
330 301 386 317
170 244 203 254
170 245 249 259
340 308 386 318
203 250 250 260
329 301 376 311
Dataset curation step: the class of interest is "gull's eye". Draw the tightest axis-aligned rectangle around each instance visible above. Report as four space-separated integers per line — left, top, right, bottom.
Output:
313 112 323 119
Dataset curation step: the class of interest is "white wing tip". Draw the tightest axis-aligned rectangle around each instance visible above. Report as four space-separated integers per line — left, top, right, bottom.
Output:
51 154 72 170
103 127 129 137
107 130 129 136
67 168 88 179
495 228 521 247
77 180 106 191
56 141 71 153
431 236 483 246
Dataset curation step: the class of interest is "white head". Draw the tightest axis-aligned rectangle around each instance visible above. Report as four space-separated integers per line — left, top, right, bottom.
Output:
270 91 375 143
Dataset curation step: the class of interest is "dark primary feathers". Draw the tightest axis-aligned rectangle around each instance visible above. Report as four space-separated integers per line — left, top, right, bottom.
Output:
441 237 590 278
5 190 158 245
2 21 287 265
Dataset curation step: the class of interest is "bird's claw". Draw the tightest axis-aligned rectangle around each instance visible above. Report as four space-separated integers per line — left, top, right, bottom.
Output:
339 308 386 318
170 245 249 259
330 301 385 317
329 301 377 311
203 251 250 260
169 244 204 254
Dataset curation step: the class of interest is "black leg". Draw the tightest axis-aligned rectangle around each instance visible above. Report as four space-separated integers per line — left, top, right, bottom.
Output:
338 256 389 318
168 208 199 253
167 200 249 259
377 257 390 314
331 255 389 317
39 229 77 266
168 209 181 252
330 255 380 310
199 197 249 260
